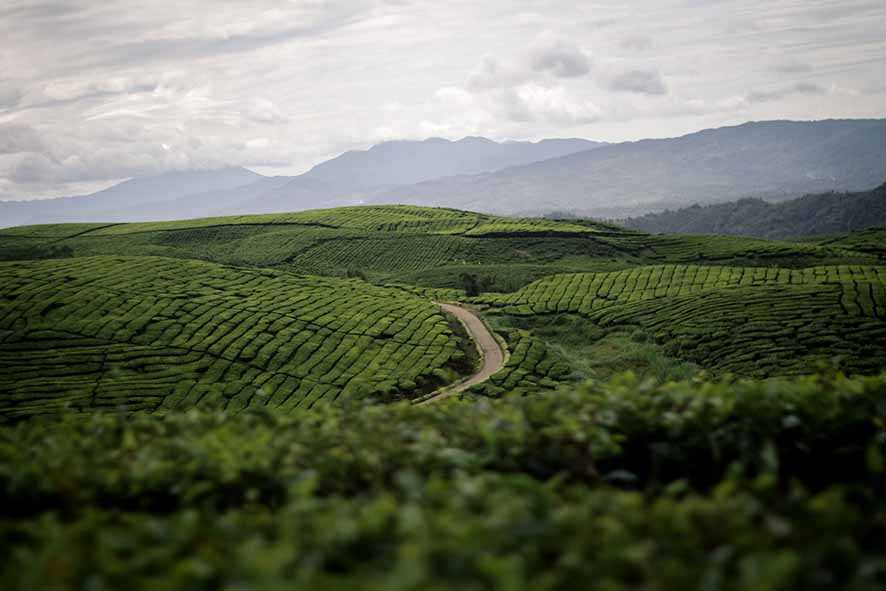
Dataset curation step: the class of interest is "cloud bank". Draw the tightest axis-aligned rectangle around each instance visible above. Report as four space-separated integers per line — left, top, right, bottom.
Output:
0 0 883 200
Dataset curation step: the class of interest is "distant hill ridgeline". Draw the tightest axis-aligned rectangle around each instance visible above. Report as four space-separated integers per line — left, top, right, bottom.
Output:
2 119 884 227
0 137 604 228
372 119 886 216
623 182 886 239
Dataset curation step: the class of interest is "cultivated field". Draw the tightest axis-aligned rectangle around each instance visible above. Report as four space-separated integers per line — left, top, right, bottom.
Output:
478 264 886 375
0 255 464 421
1 206 885 420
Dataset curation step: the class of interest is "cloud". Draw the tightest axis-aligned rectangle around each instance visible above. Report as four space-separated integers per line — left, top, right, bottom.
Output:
0 124 43 154
620 36 653 51
465 57 528 91
1 0 885 199
528 34 592 78
498 84 601 125
772 62 813 74
746 82 826 103
245 98 286 124
467 32 591 91
440 32 599 131
0 85 23 110
435 87 474 107
609 69 668 95
41 76 160 103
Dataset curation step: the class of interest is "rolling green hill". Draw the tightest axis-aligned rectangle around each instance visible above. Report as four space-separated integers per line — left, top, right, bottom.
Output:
0 205 884 421
0 255 468 422
476 264 886 376
0 205 875 294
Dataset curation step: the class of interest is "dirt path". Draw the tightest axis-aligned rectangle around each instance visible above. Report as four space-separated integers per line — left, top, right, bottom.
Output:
416 302 507 405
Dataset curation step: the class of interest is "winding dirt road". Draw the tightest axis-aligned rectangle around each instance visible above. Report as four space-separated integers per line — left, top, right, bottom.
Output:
416 302 507 405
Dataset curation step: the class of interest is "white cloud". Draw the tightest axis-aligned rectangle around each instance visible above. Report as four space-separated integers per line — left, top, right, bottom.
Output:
528 33 592 78
246 98 286 124
746 82 826 103
466 57 528 91
500 84 601 125
0 124 43 154
609 69 668 96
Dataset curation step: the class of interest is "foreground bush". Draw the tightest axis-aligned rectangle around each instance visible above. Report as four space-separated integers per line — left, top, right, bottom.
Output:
2 373 885 590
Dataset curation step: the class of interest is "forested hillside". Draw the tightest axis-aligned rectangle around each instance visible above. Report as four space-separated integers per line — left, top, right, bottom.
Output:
625 182 886 238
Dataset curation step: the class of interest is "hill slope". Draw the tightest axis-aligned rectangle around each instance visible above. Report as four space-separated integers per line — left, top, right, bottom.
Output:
1 204 884 401
477 264 886 376
372 119 886 216
1 205 874 292
0 256 467 420
624 182 886 238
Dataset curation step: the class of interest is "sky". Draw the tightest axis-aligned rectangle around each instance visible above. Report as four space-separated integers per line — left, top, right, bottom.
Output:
1 0 885 201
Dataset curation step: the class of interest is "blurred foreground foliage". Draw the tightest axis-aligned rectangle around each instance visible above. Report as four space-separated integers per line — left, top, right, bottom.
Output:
2 372 886 590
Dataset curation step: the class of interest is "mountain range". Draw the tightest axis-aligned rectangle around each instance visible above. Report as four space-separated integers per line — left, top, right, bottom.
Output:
1 119 884 228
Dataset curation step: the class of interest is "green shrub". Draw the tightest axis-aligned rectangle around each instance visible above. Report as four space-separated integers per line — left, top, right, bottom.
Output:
1 372 885 589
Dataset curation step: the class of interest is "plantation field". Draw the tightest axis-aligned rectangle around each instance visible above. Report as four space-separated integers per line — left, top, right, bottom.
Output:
0 256 466 421
1 206 875 292
477 264 886 376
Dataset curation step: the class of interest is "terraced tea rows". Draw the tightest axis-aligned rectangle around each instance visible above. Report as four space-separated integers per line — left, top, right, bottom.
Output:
472 329 570 397
484 264 886 314
2 206 874 293
463 218 613 236
0 256 462 421
601 233 868 266
287 235 475 274
479 264 886 376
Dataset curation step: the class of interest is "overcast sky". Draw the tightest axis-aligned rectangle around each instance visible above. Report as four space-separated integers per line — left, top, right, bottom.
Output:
1 0 885 201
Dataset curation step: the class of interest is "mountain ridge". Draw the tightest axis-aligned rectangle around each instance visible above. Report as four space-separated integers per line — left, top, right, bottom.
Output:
0 137 604 227
2 119 884 228
622 181 886 239
371 119 886 216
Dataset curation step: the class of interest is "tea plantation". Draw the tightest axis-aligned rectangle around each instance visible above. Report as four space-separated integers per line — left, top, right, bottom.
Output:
2 205 886 589
0 255 465 421
476 264 886 376
0 205 873 285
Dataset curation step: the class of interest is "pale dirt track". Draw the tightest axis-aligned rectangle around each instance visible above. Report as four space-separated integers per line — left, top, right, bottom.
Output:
416 302 506 405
